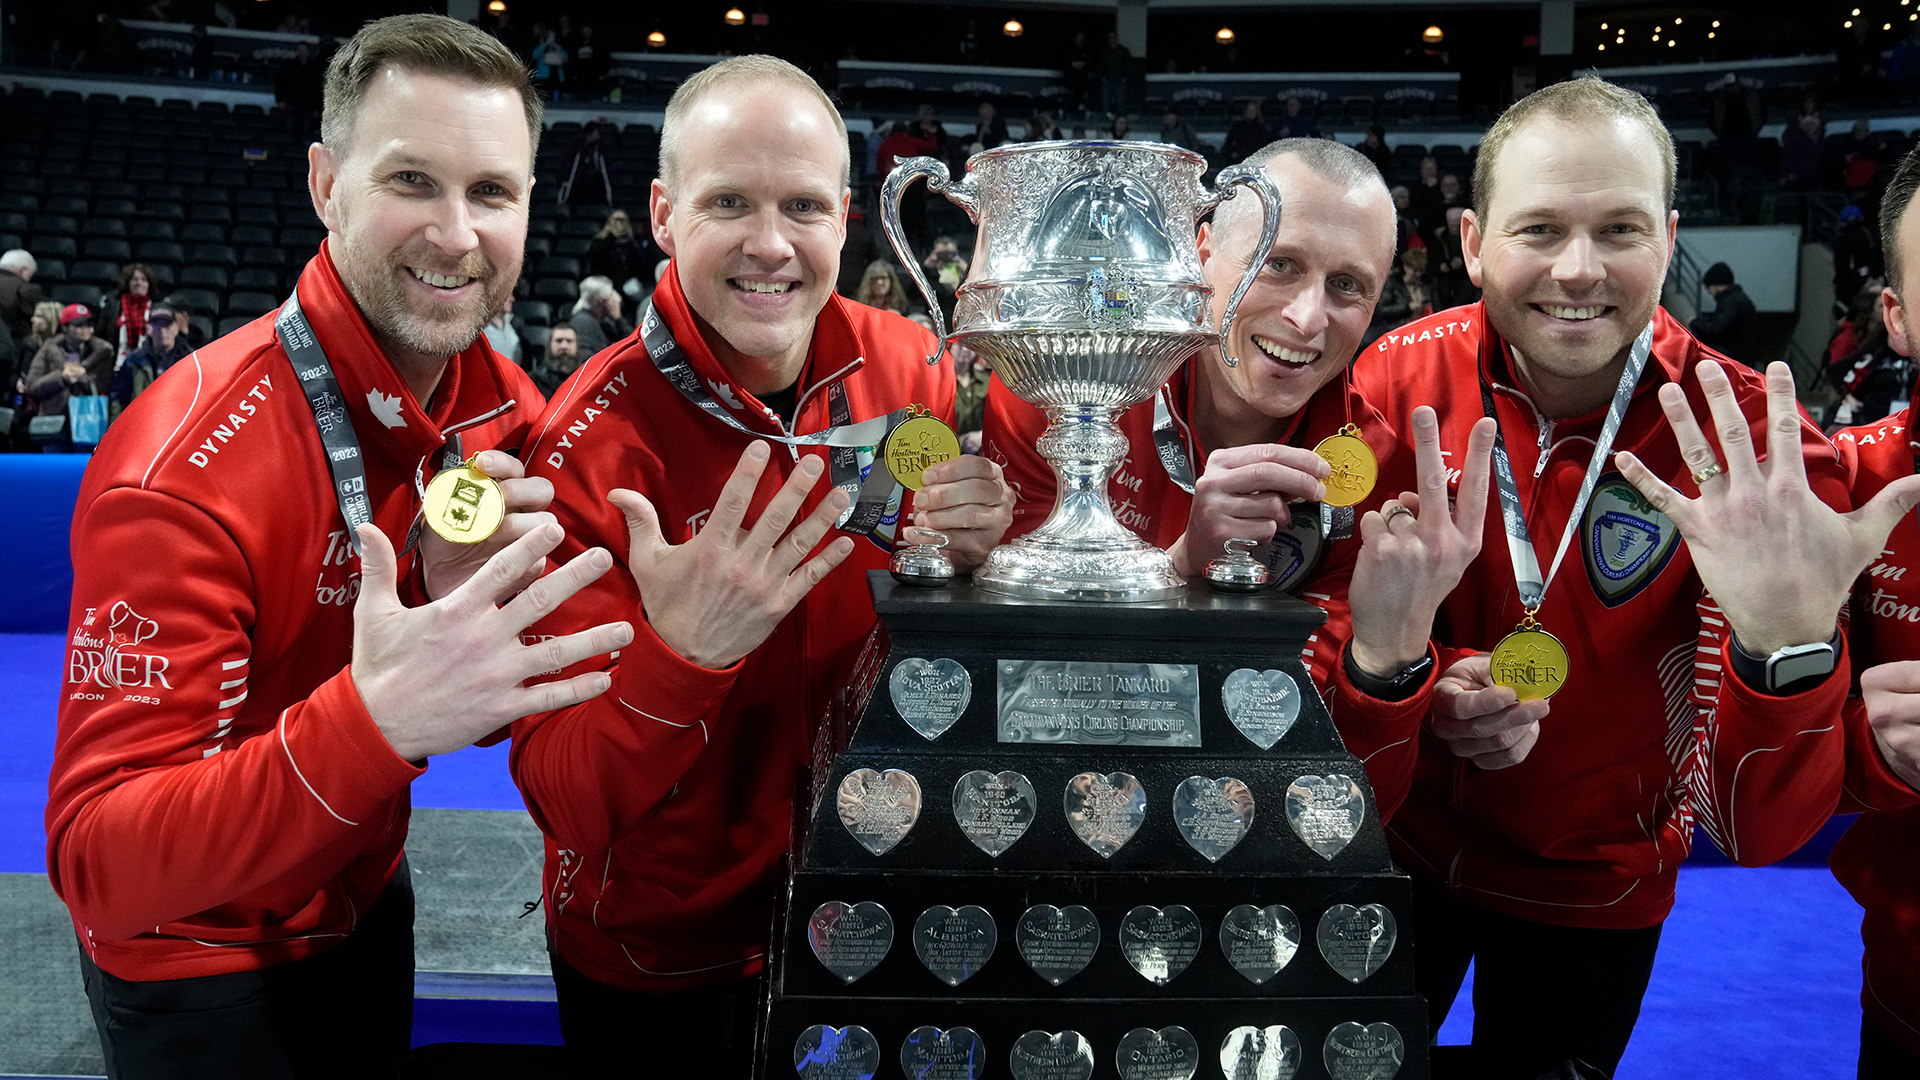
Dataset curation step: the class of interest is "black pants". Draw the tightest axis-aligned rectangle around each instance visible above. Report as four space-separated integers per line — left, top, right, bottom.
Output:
1414 876 1662 1080
1861 1016 1920 1079
551 950 760 1078
80 860 415 1080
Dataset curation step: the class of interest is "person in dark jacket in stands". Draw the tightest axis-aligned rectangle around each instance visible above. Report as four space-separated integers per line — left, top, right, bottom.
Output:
556 121 613 208
1689 262 1761 367
1220 99 1270 165
0 250 44 341
1157 107 1206 155
586 208 650 298
109 302 188 419
529 322 581 399
567 275 632 358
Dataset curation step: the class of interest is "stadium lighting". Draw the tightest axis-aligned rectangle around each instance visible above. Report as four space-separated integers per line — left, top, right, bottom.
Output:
1004 20 1024 37
1423 25 1444 44
724 8 745 25
648 30 666 46
487 1 505 10
1216 27 1236 44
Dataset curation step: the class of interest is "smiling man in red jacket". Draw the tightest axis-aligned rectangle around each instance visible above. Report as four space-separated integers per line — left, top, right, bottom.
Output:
982 137 1497 820
45 15 631 1079
1355 78 1851 1078
509 56 1014 1076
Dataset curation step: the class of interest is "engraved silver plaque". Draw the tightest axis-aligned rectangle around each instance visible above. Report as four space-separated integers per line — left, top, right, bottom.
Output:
1014 903 1101 986
1317 903 1396 984
1284 773 1365 860
1221 667 1302 749
794 1024 881 1080
1116 1026 1200 1080
1118 904 1201 985
1220 1026 1301 1080
890 657 972 741
1218 904 1300 985
806 901 893 985
1009 1030 1095 1080
901 1025 986 1080
1322 1022 1404 1080
998 660 1201 746
836 768 922 856
913 904 998 987
953 769 1037 857
1063 771 1147 858
1171 775 1255 863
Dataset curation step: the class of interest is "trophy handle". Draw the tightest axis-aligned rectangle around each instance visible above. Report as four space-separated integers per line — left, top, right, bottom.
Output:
880 155 966 366
1206 163 1284 369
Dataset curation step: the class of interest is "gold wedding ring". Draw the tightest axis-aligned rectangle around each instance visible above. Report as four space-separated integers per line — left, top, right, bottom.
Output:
1690 461 1725 486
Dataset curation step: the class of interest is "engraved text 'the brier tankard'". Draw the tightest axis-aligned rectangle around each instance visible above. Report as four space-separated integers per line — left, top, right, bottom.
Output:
882 141 1280 601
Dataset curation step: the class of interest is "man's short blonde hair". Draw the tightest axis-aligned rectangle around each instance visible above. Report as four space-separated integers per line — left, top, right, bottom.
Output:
322 14 542 161
1473 77 1675 220
659 55 850 191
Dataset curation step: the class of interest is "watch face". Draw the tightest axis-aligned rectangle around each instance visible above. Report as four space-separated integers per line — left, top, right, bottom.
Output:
1768 643 1838 690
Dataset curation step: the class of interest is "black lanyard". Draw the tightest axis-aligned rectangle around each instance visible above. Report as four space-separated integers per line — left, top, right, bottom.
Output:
1477 323 1654 613
280 288 374 558
638 298 909 542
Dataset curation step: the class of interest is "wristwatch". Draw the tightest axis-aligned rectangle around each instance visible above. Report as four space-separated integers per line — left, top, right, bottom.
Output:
1727 630 1842 696
1344 647 1435 702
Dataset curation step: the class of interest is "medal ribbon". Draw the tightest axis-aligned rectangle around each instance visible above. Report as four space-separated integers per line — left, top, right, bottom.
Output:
1478 321 1656 613
638 298 910 542
279 287 374 557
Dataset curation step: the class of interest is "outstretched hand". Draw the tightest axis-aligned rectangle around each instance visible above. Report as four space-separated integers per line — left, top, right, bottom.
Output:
1348 409 1497 676
353 521 632 762
1615 360 1920 655
615 442 854 670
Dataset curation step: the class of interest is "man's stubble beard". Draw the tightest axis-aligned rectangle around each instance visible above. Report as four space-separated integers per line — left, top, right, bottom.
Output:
335 232 509 363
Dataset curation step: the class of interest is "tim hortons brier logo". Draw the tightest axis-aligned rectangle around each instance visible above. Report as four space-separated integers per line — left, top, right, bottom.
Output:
1582 475 1678 607
69 601 174 700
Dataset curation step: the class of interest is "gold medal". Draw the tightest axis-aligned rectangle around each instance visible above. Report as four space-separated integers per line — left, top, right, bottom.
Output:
1312 424 1378 508
882 406 961 491
1489 612 1570 700
421 457 506 544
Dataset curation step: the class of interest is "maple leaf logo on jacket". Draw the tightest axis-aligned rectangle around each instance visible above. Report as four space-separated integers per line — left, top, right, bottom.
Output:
367 389 406 429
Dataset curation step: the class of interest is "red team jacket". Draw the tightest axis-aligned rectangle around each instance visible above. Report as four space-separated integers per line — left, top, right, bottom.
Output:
1355 304 1849 929
45 245 542 979
511 265 953 992
979 361 1432 817
1819 410 1920 1057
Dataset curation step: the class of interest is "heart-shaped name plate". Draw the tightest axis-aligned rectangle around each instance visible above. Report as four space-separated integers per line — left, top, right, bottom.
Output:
1172 775 1255 863
1218 903 1300 985
1284 773 1365 861
1009 1030 1094 1080
1118 904 1201 985
890 657 971 741
1116 1026 1199 1080
900 1025 986 1080
1317 903 1397 984
953 770 1037 858
1322 1022 1404 1080
913 904 998 987
794 1024 881 1080
1219 1026 1301 1080
1014 903 1101 986
1222 667 1302 749
807 901 893 984
837 768 922 856
1063 771 1147 859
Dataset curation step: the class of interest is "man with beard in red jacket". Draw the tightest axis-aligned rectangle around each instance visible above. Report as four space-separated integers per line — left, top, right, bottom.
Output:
1354 77 1852 1078
509 56 1014 1076
45 15 630 1078
982 137 1498 820
1631 142 1920 1078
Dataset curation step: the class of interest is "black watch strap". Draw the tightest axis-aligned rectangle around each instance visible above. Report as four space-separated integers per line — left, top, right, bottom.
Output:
1727 630 1842 697
1343 646 1435 702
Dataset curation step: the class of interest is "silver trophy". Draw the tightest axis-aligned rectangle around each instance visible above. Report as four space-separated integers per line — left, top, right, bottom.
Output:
883 140 1280 601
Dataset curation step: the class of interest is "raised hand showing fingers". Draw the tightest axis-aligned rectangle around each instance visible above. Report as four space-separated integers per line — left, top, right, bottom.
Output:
354 522 631 762
619 442 856 670
1618 360 1920 656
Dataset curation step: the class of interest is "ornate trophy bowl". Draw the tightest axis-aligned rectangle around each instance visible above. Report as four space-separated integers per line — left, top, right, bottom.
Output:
884 140 1279 602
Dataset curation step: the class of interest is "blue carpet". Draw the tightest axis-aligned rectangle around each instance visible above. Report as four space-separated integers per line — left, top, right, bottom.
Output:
412 997 562 1047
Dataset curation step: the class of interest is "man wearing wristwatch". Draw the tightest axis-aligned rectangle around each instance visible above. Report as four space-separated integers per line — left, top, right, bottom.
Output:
1355 78 1855 1078
1628 141 1920 1079
983 137 1498 821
